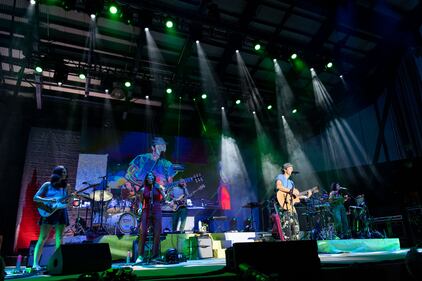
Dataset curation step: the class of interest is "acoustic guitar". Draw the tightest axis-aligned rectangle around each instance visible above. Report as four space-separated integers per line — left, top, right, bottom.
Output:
277 186 319 212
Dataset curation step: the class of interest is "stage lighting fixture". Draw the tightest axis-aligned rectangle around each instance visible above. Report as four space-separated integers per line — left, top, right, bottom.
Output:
254 43 261 51
235 99 241 105
252 111 256 114
165 248 179 264
166 88 173 94
124 81 131 88
339 74 343 78
196 40 199 44
326 62 333 68
165 19 174 29
78 73 86 80
35 66 43 73
30 0 36 5
273 59 277 62
267 105 272 110
145 95 149 99
109 5 118 15
221 106 224 110
201 93 207 99
292 109 297 114
235 49 239 53
290 53 297 59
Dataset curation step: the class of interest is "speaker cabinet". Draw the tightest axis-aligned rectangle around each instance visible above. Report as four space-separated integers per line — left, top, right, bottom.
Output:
27 241 56 267
47 243 111 275
226 241 320 278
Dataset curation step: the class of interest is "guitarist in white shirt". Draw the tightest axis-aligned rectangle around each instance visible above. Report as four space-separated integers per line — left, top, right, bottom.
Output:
32 166 70 271
168 179 189 233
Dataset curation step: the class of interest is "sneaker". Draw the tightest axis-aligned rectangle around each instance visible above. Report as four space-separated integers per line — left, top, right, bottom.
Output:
31 265 43 273
134 256 143 264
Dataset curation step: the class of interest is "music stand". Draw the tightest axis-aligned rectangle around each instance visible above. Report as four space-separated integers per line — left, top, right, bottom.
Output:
242 202 263 232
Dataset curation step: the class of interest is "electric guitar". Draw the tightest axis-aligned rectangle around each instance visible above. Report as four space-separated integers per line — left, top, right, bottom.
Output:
168 184 205 211
36 185 92 217
277 186 319 212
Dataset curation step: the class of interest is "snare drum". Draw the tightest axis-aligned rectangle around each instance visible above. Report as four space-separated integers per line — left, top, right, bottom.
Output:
106 199 132 214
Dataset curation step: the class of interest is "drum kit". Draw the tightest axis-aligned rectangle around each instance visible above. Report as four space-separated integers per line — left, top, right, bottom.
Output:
69 180 139 236
301 190 371 240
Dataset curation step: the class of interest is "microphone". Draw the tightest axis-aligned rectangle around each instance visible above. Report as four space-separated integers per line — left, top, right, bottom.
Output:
291 171 300 174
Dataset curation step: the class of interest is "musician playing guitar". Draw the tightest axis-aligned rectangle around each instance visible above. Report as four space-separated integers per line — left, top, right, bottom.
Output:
169 179 190 232
32 165 70 272
274 163 318 240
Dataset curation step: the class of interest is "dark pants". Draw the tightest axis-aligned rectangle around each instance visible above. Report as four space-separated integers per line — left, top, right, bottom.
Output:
332 204 349 238
138 205 162 258
172 206 188 232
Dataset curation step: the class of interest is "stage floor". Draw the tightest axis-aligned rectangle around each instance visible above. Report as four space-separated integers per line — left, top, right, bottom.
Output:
5 248 421 280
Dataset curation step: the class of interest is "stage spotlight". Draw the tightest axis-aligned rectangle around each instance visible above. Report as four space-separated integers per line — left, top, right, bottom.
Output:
144 27 149 31
326 62 333 68
124 81 131 88
267 105 272 110
235 49 239 53
254 43 261 51
109 5 118 15
290 53 297 59
145 95 149 99
165 248 180 264
339 74 343 78
292 109 297 114
201 93 207 99
165 19 174 29
196 40 199 44
252 111 256 115
273 59 277 62
30 0 36 5
221 106 224 110
166 88 173 94
35 65 43 73
78 73 86 80
235 99 241 105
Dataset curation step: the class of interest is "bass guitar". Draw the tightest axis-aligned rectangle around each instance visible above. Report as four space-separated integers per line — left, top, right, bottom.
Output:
36 184 92 217
277 186 319 212
168 184 205 211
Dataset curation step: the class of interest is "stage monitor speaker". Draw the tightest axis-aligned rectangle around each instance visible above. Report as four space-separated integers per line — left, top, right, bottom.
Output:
27 241 56 267
226 241 320 278
47 243 112 275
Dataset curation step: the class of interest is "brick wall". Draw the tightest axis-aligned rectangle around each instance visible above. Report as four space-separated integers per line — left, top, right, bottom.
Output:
14 127 80 251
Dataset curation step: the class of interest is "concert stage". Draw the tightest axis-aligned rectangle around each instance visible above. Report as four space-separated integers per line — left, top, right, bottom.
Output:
4 236 421 281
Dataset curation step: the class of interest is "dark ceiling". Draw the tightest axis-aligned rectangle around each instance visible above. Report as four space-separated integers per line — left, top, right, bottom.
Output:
0 0 421 139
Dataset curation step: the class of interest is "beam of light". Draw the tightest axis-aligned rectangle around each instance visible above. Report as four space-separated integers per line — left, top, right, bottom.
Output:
196 42 220 106
145 29 166 98
281 116 323 191
274 59 294 147
311 69 382 183
236 52 264 113
253 114 282 197
220 134 255 220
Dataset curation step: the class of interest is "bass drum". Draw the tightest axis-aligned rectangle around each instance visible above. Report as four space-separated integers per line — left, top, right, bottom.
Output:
105 212 138 235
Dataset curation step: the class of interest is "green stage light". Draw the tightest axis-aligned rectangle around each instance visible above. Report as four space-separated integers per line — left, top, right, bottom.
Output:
292 109 297 114
166 88 173 94
35 66 43 73
326 62 333 68
254 44 261 51
201 93 207 99
124 81 131 88
165 20 174 29
267 105 272 110
109 5 118 15
291 53 297 59
235 99 241 105
79 73 86 80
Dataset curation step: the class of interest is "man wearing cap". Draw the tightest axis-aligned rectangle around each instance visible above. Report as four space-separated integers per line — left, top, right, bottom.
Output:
126 137 177 187
274 162 301 240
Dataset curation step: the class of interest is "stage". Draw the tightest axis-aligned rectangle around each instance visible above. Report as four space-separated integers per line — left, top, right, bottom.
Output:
4 237 422 281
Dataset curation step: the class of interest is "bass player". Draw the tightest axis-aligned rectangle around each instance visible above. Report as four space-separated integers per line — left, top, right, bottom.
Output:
168 179 190 233
32 165 70 271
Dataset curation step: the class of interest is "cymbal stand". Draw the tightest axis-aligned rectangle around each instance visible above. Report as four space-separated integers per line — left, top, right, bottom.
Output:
96 176 109 234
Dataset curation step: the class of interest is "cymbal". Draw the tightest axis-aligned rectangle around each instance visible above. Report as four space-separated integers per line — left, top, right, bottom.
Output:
242 202 263 208
89 190 113 202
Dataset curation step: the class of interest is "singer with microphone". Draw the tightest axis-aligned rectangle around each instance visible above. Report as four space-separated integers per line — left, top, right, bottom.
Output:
329 182 350 239
274 163 312 240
